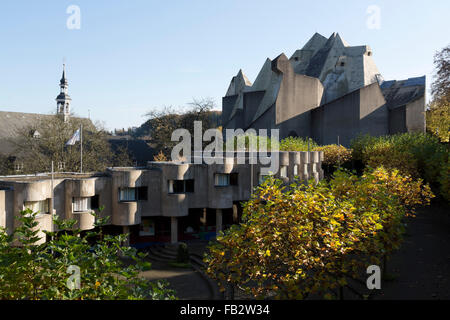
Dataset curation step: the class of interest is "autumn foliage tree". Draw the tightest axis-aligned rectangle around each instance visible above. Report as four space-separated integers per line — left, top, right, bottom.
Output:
427 44 449 143
204 167 433 299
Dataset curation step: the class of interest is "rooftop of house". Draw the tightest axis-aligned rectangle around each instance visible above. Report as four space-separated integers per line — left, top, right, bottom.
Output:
0 111 93 156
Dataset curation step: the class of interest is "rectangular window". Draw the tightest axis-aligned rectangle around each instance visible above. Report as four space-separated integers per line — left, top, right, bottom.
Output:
119 187 136 202
137 187 148 201
280 166 288 178
118 187 148 202
168 180 195 193
214 173 230 186
24 200 49 214
230 173 238 186
91 195 100 210
72 197 91 213
139 219 155 236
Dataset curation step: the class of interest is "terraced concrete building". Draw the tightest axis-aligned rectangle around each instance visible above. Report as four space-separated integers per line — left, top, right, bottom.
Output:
0 151 324 245
222 32 426 146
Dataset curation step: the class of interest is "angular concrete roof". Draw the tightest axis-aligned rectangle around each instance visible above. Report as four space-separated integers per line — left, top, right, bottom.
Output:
223 32 422 125
225 69 253 119
381 76 426 109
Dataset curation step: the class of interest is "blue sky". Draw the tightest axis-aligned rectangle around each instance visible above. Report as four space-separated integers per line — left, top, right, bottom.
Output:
0 0 448 130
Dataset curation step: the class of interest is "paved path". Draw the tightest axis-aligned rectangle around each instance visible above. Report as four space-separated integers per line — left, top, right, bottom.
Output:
374 200 450 300
140 260 211 300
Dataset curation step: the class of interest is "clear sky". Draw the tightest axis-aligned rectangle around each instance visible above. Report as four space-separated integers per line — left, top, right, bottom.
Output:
0 0 448 130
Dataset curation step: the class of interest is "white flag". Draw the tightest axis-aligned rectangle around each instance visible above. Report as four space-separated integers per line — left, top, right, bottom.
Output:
66 129 81 146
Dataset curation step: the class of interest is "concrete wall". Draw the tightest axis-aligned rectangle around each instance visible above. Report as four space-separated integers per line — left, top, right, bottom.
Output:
311 88 360 146
311 83 388 146
406 96 426 133
359 83 389 137
389 106 407 134
273 54 324 126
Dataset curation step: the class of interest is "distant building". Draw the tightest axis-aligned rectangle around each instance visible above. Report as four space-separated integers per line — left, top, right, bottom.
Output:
55 64 72 123
222 32 426 146
0 65 91 173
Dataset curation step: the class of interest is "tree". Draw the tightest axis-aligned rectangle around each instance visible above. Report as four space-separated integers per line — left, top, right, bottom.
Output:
111 144 134 167
427 45 450 142
142 98 220 158
10 115 131 174
204 167 433 299
0 208 175 300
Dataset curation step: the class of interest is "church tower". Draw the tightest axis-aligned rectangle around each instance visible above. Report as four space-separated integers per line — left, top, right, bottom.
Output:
56 64 72 122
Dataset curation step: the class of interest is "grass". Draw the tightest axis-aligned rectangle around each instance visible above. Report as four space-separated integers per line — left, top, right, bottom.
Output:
168 261 192 269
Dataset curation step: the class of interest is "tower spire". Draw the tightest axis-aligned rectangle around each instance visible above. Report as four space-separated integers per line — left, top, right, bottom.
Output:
56 63 72 122
61 63 67 85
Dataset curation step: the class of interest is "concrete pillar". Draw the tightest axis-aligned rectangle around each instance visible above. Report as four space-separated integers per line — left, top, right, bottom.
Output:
171 217 178 244
123 226 130 247
232 204 238 223
200 208 207 226
216 209 222 234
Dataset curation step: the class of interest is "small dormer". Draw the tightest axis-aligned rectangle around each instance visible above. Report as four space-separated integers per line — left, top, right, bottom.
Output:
336 56 347 68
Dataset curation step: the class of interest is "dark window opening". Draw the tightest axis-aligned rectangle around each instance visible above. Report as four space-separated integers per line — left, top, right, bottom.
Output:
340 62 345 67
173 180 185 193
91 195 100 210
137 186 148 201
230 173 239 186
169 180 195 194
185 180 195 193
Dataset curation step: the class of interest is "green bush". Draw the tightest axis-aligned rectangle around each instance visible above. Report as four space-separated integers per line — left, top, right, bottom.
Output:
279 137 318 151
0 209 176 300
314 144 352 166
176 242 190 263
224 133 274 151
351 133 449 200
439 158 450 202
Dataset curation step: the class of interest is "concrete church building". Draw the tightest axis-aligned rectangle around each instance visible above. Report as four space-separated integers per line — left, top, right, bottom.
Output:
222 32 426 146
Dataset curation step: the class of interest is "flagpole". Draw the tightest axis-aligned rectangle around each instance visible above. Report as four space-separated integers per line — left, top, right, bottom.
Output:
80 123 83 174
51 160 54 231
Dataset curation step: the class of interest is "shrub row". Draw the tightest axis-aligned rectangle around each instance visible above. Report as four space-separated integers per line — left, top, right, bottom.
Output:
350 133 449 201
204 167 434 299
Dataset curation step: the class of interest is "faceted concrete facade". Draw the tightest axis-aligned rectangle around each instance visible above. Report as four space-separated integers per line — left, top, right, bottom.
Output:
0 152 324 245
222 32 426 146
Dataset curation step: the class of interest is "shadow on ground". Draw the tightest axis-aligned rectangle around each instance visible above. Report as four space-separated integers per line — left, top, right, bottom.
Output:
374 199 450 300
140 260 211 300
